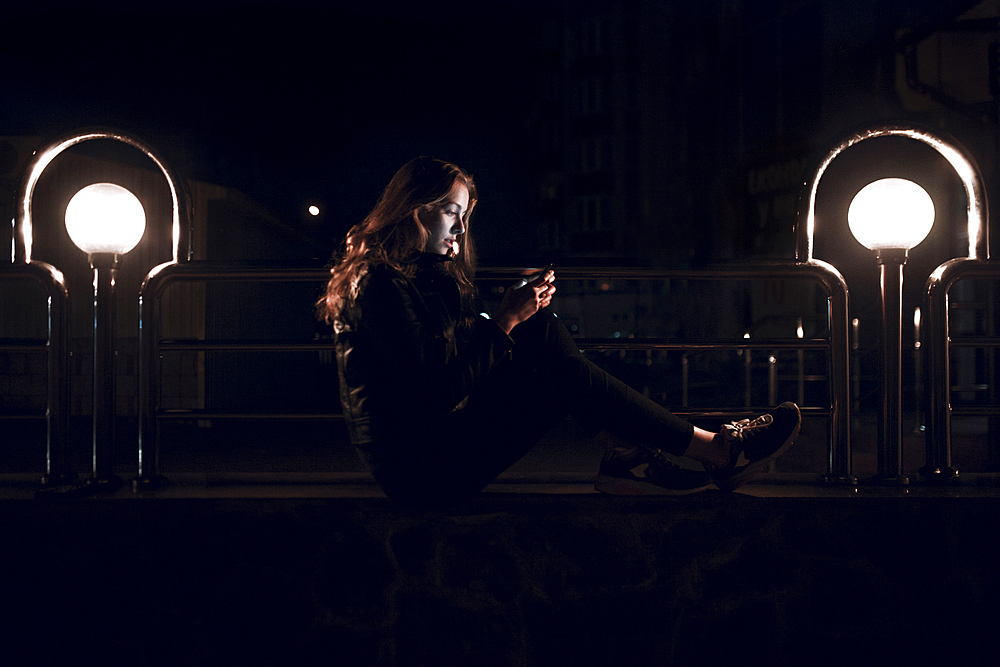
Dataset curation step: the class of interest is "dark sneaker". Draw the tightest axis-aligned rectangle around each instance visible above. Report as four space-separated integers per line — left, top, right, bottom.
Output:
709 402 801 491
595 446 713 496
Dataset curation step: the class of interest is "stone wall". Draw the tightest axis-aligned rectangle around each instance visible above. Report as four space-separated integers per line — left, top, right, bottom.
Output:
2 494 998 665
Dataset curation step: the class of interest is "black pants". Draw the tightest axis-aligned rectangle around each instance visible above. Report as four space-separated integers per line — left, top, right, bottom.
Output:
365 310 694 503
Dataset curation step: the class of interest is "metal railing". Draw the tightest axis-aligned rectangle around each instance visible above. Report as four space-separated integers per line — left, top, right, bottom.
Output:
0 261 73 484
135 259 853 486
136 262 333 485
924 260 1000 480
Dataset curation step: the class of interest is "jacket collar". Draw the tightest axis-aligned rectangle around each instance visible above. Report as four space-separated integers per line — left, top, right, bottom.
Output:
415 252 454 265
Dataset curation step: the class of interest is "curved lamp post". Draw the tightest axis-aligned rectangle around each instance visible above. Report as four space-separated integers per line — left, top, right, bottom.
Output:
797 123 988 483
14 128 192 489
65 183 146 488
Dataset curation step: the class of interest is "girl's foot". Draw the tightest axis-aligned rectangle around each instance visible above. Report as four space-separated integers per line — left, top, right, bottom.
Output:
708 402 801 491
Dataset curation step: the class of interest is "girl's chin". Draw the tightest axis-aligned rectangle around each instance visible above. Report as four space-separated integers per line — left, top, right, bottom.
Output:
425 241 457 256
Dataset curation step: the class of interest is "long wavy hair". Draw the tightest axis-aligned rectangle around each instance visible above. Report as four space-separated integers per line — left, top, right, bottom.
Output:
317 157 479 324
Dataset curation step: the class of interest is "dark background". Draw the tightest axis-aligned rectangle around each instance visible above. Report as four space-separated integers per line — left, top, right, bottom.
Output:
4 0 992 265
4 1 548 260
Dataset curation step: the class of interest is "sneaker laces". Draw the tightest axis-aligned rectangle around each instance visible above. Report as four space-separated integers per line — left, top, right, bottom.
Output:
723 413 774 442
615 446 684 474
646 447 682 469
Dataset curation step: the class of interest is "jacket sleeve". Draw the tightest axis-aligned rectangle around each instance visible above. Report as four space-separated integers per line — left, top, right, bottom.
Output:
355 267 514 425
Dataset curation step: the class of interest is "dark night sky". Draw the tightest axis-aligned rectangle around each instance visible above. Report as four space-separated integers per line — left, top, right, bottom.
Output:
2 1 542 256
1 0 983 261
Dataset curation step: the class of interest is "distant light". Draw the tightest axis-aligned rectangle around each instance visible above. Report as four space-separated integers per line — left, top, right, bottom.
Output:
308 205 320 217
65 183 146 255
848 178 934 251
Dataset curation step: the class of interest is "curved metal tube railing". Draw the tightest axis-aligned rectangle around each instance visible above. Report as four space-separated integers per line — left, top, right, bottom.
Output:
136 263 333 484
0 261 72 483
924 260 999 480
135 259 854 486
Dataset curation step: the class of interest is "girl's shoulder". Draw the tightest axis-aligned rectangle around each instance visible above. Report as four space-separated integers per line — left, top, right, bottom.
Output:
357 262 418 301
362 262 410 286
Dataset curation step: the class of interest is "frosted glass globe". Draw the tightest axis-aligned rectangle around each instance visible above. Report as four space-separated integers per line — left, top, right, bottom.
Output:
65 183 146 255
848 178 934 251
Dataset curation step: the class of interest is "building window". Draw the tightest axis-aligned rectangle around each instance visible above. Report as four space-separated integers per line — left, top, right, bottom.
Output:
577 76 605 114
580 18 603 56
576 196 609 231
565 17 604 61
578 138 605 172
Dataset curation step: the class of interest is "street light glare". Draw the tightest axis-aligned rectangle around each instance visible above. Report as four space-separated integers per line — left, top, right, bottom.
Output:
65 183 146 255
847 178 934 251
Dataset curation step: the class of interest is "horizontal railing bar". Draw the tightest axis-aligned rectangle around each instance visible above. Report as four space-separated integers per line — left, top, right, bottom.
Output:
477 263 841 281
159 340 333 352
157 410 343 420
0 412 48 419
951 384 990 392
156 337 832 353
672 406 830 417
949 337 1000 348
144 261 848 284
148 263 332 283
154 407 830 421
952 406 1000 417
0 339 48 350
575 338 831 351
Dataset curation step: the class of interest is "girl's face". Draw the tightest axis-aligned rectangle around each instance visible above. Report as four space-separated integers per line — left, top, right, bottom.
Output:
417 182 471 256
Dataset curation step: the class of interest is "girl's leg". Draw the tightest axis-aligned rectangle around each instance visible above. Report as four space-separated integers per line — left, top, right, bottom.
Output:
370 355 568 504
373 310 797 503
507 310 696 456
462 311 800 497
371 310 636 502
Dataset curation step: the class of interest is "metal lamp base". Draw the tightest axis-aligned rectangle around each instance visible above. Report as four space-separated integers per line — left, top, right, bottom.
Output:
132 474 170 492
871 473 910 486
820 473 859 485
918 465 960 484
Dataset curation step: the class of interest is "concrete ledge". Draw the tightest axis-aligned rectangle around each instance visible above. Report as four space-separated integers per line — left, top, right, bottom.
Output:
1 492 999 665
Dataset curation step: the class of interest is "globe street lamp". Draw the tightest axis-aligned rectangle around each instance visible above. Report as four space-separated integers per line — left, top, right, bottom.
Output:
14 128 192 491
65 183 146 488
796 123 989 484
848 178 935 484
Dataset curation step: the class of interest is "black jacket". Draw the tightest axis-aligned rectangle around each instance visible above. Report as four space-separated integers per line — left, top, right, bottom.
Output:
333 255 515 449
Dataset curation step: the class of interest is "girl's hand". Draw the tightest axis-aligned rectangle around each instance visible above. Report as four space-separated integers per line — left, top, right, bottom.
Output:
494 270 555 334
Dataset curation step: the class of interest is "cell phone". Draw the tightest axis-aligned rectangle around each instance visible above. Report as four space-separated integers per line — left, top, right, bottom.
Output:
519 263 554 287
535 263 554 279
